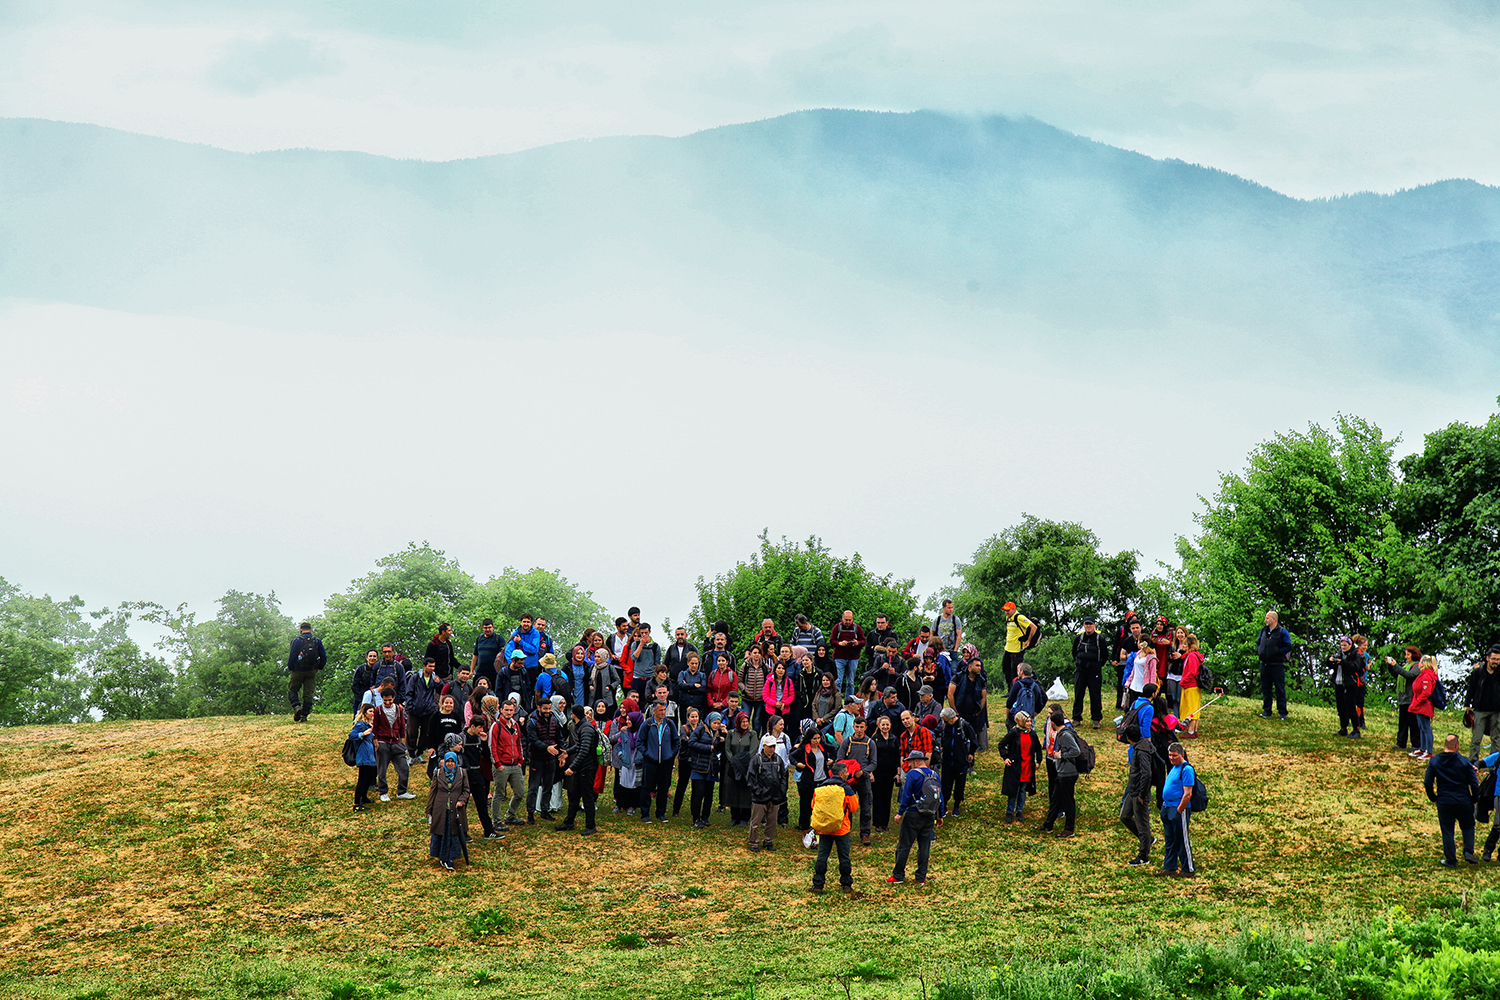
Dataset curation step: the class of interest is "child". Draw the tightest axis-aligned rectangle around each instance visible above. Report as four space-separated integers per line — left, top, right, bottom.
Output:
998 711 1044 822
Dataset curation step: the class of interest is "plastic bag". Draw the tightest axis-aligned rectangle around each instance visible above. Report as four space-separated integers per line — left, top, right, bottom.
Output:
802 829 817 849
1046 677 1069 701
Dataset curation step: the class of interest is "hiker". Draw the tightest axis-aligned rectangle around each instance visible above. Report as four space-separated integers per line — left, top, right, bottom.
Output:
629 624 663 703
871 714 901 832
489 698 527 828
671 706 702 818
1121 695 1155 866
937 707 976 819
948 655 989 750
1179 636 1205 738
999 710 1043 822
1113 612 1144 709
1384 646 1423 752
349 705 377 812
557 704 601 835
1256 611 1292 720
352 649 379 714
722 711 757 826
898 710 933 773
1424 733 1479 867
470 618 504 690
1072 617 1107 728
426 750 470 871
1409 655 1441 760
638 699 679 823
830 610 866 697
888 749 942 885
405 657 443 750
1479 748 1500 862
372 686 414 802
1006 664 1047 726
1040 706 1083 837
609 708 644 816
839 715 878 844
809 761 859 894
425 622 463 681
286 622 326 722
525 694 567 823
462 708 498 840
933 599 963 656
686 711 722 828
1002 602 1037 686
795 728 830 830
1464 645 1500 762
747 734 788 852
1161 742 1197 877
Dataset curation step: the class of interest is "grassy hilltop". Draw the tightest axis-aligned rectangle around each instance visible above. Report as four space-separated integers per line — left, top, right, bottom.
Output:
0 697 1495 999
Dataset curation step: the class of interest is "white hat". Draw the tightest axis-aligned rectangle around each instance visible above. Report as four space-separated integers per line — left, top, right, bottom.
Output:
760 735 778 747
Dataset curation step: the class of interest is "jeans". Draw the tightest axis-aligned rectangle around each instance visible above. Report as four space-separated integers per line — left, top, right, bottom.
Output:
1260 661 1287 716
892 811 935 881
1415 714 1434 756
563 766 598 829
375 742 409 795
528 757 557 816
1121 791 1152 859
640 757 675 819
1472 711 1500 760
288 670 317 714
748 801 778 846
355 764 376 805
813 832 852 889
1006 790 1028 817
835 658 859 695
494 764 525 822
1074 664 1103 722
1161 806 1194 873
1045 775 1077 832
1436 802 1476 864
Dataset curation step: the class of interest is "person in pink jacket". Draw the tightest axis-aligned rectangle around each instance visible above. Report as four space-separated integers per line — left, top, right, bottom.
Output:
763 660 798 730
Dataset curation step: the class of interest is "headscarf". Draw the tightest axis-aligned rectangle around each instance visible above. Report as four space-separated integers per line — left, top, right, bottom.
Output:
441 751 459 786
706 711 723 727
734 711 751 733
593 700 609 723
550 694 567 726
961 642 979 662
790 645 808 663
625 711 644 751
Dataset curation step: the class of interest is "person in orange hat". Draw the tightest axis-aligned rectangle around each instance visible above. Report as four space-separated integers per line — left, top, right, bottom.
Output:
1001 602 1037 687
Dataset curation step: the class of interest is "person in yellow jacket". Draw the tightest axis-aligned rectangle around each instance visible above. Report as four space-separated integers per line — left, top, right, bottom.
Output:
1002 602 1037 686
808 761 860 893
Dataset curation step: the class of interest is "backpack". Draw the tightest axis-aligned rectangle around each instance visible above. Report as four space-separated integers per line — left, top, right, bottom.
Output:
1115 703 1145 744
1013 678 1045 718
295 637 320 668
1065 728 1096 775
1196 663 1215 695
340 736 359 768
1189 767 1208 813
1431 676 1449 711
916 768 943 815
810 784 848 834
1014 614 1041 651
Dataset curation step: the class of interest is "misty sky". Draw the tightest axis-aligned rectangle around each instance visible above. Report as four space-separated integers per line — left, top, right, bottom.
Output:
3 1 1499 634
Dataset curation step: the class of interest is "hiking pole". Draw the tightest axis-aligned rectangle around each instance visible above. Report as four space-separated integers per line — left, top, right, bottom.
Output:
1182 691 1225 722
453 802 470 867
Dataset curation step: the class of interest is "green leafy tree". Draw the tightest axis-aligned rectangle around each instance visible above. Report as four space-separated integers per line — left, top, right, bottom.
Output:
88 639 182 720
133 591 296 716
685 533 924 646
1170 415 1400 694
1391 404 1500 658
943 516 1140 673
0 577 91 725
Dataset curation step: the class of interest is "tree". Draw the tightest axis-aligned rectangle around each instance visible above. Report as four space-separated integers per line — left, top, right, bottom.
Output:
1392 404 1500 659
133 591 296 716
1170 415 1401 694
0 577 91 725
88 639 182 720
685 533 924 646
944 516 1140 664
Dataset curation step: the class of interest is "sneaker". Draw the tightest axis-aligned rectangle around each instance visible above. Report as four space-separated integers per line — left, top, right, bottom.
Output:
1350 731 1362 739
1037 825 1053 833
1003 814 1014 824
808 886 825 894
554 823 575 831
580 828 596 836
861 836 871 846
1259 712 1273 718
1279 715 1289 721
612 807 623 815
885 875 905 884
1129 858 1150 866
763 843 776 851
1419 752 1433 760
352 805 363 813
396 792 416 800
1439 859 1457 868
749 844 760 853
485 831 504 840
914 878 927 885
951 807 962 819
1155 869 1176 877
494 822 509 832
1092 720 1101 729
1464 853 1479 864
441 861 455 871
641 816 652 823
1056 830 1075 839
1408 749 1423 757
1335 731 1348 737
526 814 536 826
380 794 391 803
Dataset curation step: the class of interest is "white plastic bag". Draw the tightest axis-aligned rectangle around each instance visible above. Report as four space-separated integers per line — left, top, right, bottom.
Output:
802 829 817 849
1046 677 1069 701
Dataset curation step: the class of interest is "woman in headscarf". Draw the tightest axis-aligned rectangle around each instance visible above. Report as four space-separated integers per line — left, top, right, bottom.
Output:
427 748 470 871
611 707 644 815
805 670 840 731
686 709 720 828
721 710 757 826
592 700 612 797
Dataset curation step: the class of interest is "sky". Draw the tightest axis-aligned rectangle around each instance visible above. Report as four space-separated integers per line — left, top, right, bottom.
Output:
3 0 1499 635
2 0 1499 198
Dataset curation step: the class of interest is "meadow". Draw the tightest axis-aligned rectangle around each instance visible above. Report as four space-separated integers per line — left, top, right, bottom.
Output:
0 695 1494 999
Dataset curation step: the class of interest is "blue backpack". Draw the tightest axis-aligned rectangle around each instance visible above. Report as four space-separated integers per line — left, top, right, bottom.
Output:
1431 676 1449 711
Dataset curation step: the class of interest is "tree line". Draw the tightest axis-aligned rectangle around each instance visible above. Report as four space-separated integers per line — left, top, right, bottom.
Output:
2 404 1497 726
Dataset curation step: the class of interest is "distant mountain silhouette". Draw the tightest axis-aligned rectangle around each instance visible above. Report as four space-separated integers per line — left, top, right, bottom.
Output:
3 110 1497 372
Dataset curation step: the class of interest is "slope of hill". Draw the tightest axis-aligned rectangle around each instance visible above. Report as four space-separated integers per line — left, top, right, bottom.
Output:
2 110 1498 375
0 697 1485 998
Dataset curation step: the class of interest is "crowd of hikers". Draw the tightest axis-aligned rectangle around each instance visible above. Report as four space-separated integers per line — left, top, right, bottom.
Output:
304 602 1500 882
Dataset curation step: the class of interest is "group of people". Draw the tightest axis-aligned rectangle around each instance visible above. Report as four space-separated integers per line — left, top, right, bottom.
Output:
324 602 1223 886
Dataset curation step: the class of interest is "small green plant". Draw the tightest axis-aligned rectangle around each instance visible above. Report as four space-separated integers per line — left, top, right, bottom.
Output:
469 970 498 986
608 931 647 950
846 958 897 981
683 886 709 898
463 908 514 937
325 982 372 1000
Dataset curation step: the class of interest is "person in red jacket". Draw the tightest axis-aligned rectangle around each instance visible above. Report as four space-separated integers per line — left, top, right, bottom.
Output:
707 653 739 717
489 698 528 827
1408 655 1440 760
830 610 866 698
372 686 414 801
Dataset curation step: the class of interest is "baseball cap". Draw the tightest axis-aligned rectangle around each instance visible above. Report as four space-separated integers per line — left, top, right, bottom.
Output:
509 650 526 660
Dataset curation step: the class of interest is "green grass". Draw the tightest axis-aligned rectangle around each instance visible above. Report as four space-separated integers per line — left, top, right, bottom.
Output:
0 698 1495 998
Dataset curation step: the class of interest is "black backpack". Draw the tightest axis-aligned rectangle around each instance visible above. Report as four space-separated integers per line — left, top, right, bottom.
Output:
1014 613 1041 651
295 636 320 669
1115 703 1145 744
340 736 359 767
1065 728 1096 775
1196 663 1216 695
1189 766 1208 813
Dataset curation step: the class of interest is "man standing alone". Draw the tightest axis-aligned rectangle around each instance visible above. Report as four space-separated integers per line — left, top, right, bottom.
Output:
829 611 866 697
1255 611 1292 720
1425 734 1480 866
1071 617 1107 728
286 622 326 722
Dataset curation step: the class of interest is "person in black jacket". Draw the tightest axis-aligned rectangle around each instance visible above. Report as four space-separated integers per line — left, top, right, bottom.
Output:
1255 611 1293 720
1071 618 1107 728
746 735 787 852
937 707 977 818
1327 637 1363 738
557 704 601 834
425 623 463 681
1424 733 1480 866
525 696 568 823
351 649 379 714
286 623 326 722
1465 646 1500 761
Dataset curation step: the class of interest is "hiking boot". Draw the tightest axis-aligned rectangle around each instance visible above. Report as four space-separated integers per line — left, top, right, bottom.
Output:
861 836 871 846
1350 730 1362 739
763 843 776 851
526 814 536 825
1465 853 1479 864
580 828 596 836
1335 730 1348 737
749 844 761 853
554 822 575 831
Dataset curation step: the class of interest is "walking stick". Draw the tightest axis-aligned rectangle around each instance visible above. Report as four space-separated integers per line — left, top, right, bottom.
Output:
1182 691 1224 722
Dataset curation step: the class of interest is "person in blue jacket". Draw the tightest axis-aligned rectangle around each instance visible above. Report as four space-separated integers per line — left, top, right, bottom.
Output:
638 700 679 823
1479 749 1500 862
505 614 545 682
1256 611 1293 720
1424 733 1480 867
1161 741 1196 876
887 748 943 885
350 705 378 812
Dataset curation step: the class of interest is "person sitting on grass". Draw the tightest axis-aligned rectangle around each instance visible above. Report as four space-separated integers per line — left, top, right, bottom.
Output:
998 710 1043 823
427 750 470 872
